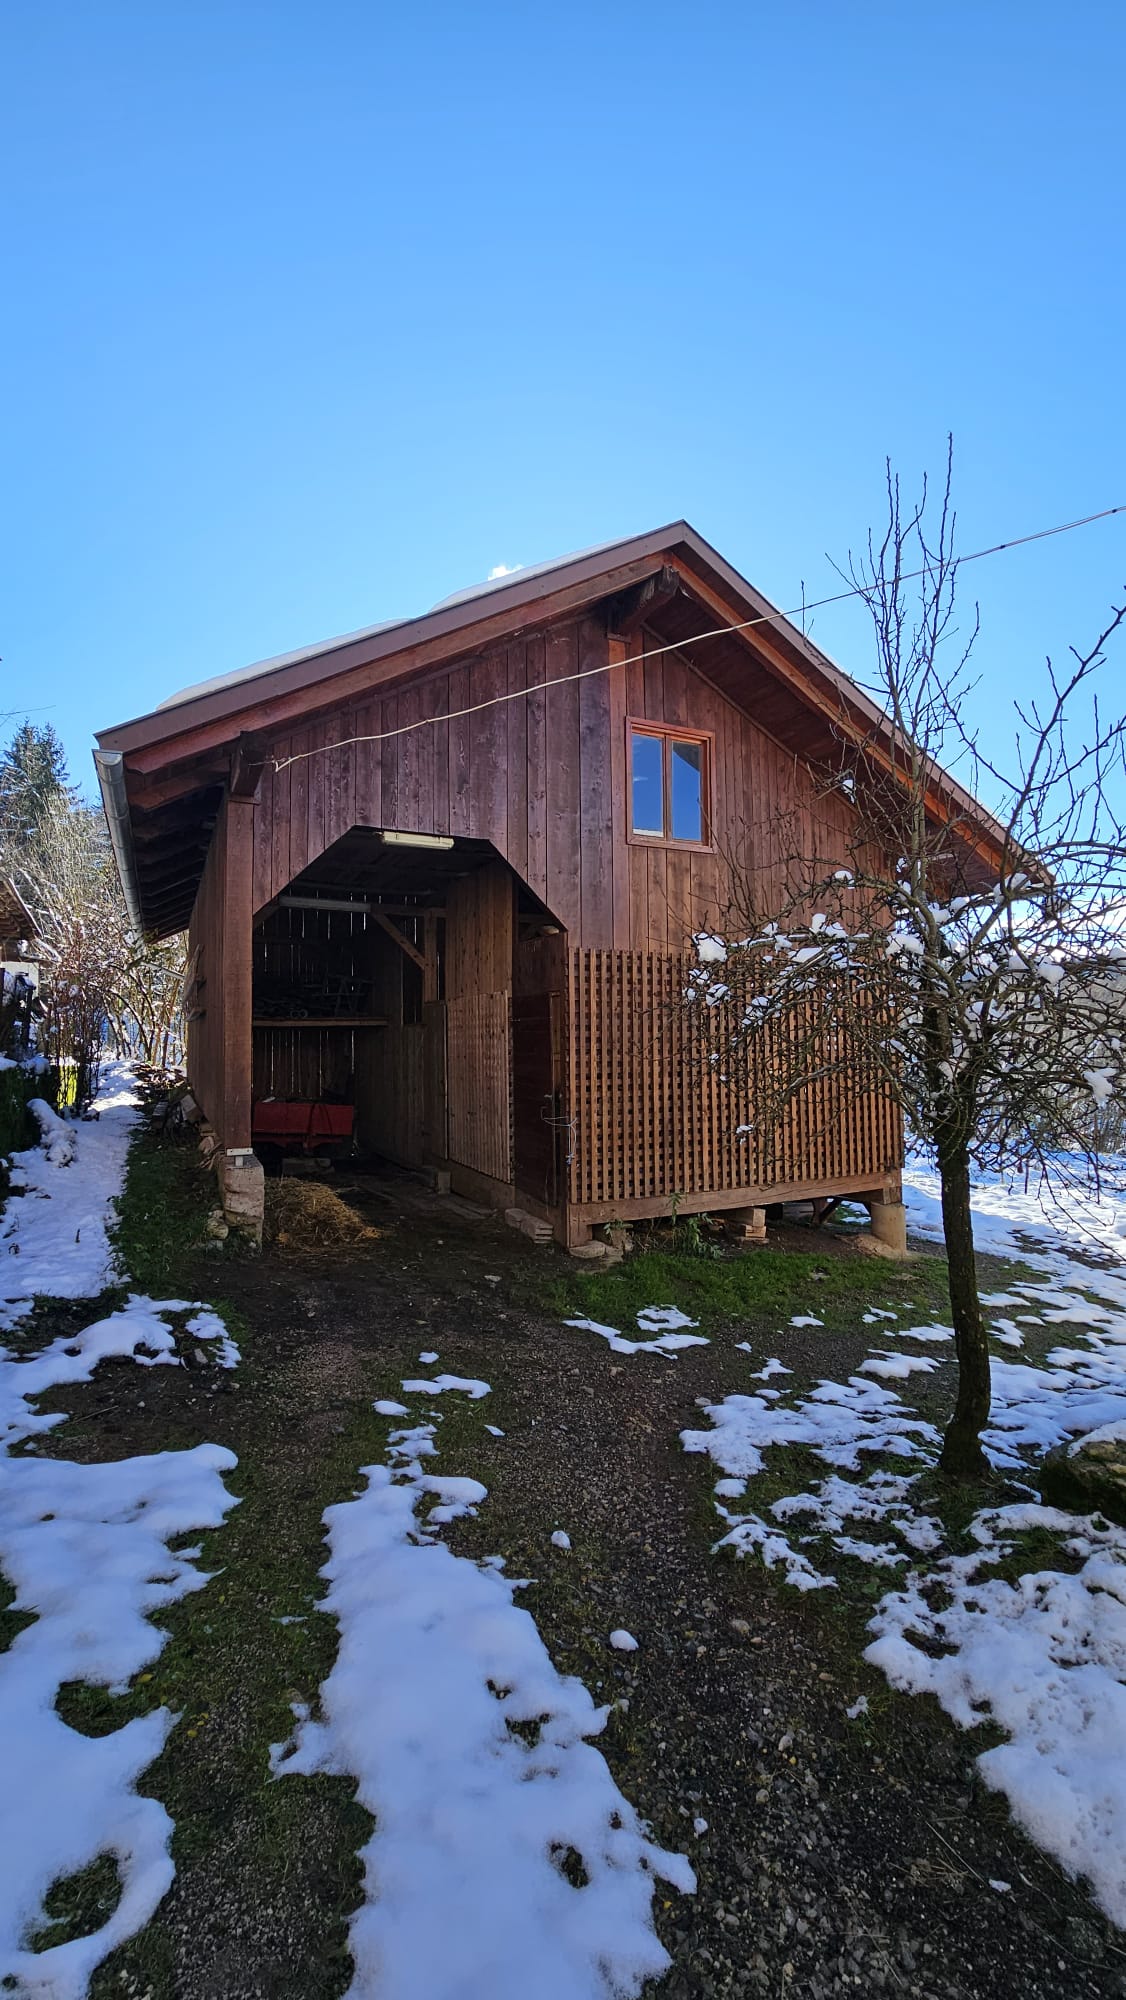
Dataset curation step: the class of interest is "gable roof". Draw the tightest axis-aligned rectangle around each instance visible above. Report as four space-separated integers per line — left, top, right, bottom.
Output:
95 520 1010 936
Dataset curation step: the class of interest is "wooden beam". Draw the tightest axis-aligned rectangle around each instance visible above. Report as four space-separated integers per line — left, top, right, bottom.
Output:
133 811 216 846
129 766 228 810
229 730 269 801
609 566 682 639
371 910 426 970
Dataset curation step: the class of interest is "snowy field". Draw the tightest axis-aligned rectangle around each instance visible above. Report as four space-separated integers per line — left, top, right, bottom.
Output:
0 1071 241 1996
675 1161 1126 1927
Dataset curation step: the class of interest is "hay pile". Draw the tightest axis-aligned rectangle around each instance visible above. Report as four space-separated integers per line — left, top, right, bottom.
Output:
264 1177 382 1250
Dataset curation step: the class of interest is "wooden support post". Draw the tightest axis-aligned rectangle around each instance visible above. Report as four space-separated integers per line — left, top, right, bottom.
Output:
863 1195 909 1255
222 796 254 1152
725 1205 768 1245
423 910 439 1005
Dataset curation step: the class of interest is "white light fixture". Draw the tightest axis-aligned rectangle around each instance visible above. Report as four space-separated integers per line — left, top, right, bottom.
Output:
379 832 455 850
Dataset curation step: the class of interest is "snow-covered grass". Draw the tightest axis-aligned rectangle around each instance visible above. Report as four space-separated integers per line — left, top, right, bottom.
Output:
867 1505 1126 1926
0 1070 243 1994
677 1167 1126 1928
0 1065 140 1320
1 1295 240 1449
274 1381 694 1999
0 1444 238 1996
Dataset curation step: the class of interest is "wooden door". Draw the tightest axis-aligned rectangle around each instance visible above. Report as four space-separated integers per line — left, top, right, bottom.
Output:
446 991 512 1183
512 989 564 1210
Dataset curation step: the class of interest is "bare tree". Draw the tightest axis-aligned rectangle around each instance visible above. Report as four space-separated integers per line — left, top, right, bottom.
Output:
9 794 185 1105
688 452 1126 1478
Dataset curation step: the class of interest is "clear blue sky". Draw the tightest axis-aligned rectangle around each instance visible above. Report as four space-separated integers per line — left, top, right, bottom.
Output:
3 1 1123 804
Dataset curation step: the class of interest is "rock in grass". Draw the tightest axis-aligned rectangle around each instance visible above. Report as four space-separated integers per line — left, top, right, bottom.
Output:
1040 1423 1126 1526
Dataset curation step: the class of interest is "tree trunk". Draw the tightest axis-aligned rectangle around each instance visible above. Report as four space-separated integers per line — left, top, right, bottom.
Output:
937 1137 992 1478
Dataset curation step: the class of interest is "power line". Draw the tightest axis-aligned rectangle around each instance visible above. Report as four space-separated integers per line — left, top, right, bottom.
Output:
271 503 1125 774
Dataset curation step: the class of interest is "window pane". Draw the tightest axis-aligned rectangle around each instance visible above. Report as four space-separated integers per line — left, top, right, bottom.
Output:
670 737 704 841
631 732 664 835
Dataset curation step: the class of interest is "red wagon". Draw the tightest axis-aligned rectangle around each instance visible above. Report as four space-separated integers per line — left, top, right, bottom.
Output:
251 1099 354 1154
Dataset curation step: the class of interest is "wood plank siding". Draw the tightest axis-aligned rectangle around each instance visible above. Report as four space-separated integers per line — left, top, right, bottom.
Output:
248 614 860 953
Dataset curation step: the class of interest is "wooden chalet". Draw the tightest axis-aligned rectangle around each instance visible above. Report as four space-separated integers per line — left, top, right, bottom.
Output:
95 524 1005 1244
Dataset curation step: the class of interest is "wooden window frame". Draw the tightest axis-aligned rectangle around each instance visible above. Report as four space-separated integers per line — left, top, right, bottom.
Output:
625 719 714 849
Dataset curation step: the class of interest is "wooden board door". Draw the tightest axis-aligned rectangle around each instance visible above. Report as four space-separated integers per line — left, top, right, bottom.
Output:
446 992 512 1183
512 989 564 1211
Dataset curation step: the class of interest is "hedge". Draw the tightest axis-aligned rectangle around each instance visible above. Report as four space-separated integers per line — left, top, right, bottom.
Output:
0 1062 61 1160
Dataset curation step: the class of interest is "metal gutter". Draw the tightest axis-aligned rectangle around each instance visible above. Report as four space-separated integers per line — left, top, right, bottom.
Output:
94 750 147 939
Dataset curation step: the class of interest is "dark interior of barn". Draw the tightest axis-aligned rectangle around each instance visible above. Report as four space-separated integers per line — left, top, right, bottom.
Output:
250 829 565 1207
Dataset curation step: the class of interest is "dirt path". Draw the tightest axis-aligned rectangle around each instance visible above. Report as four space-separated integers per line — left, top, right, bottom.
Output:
27 1161 1122 1999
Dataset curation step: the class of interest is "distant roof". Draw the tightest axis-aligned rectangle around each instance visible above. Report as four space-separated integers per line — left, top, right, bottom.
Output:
0 878 37 941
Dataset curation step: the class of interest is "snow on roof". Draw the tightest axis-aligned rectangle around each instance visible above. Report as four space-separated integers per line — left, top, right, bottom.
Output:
155 537 631 717
155 619 403 713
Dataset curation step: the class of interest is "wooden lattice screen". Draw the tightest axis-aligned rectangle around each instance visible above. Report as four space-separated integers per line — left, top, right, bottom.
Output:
567 949 902 1209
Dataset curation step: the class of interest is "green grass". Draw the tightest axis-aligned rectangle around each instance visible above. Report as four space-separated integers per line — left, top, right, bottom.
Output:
109 1113 223 1297
26 1855 123 1957
550 1241 954 1330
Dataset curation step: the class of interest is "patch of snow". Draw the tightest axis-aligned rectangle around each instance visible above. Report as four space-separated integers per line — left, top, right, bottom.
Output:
712 1510 836 1592
0 1443 237 1994
418 1351 439 1364
682 1377 936 1483
551 1531 572 1551
609 1630 638 1652
635 1306 698 1333
185 1308 240 1370
565 1317 709 1359
789 1315 824 1328
1 1296 238 1449
867 1503 1126 1927
27 1099 76 1167
484 1424 506 1438
692 1817 708 1836
845 1696 869 1719
859 1351 942 1381
400 1374 491 1400
272 1391 694 1997
375 1400 409 1418
0 1066 140 1305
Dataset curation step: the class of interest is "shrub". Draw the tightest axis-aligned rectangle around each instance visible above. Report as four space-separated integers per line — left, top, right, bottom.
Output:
0 1061 61 1160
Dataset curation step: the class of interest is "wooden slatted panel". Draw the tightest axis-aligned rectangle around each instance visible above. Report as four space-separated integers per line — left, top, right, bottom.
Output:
447 992 512 1183
567 949 902 1207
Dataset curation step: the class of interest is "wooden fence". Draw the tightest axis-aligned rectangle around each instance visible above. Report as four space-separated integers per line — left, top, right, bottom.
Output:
567 949 901 1210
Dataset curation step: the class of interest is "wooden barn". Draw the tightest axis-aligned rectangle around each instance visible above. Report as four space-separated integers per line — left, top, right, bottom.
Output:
95 523 1004 1244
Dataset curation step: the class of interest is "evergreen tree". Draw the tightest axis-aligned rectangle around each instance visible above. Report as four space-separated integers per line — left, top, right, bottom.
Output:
0 721 73 850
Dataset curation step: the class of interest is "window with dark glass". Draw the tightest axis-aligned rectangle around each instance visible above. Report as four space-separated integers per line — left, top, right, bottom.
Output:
628 726 710 844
